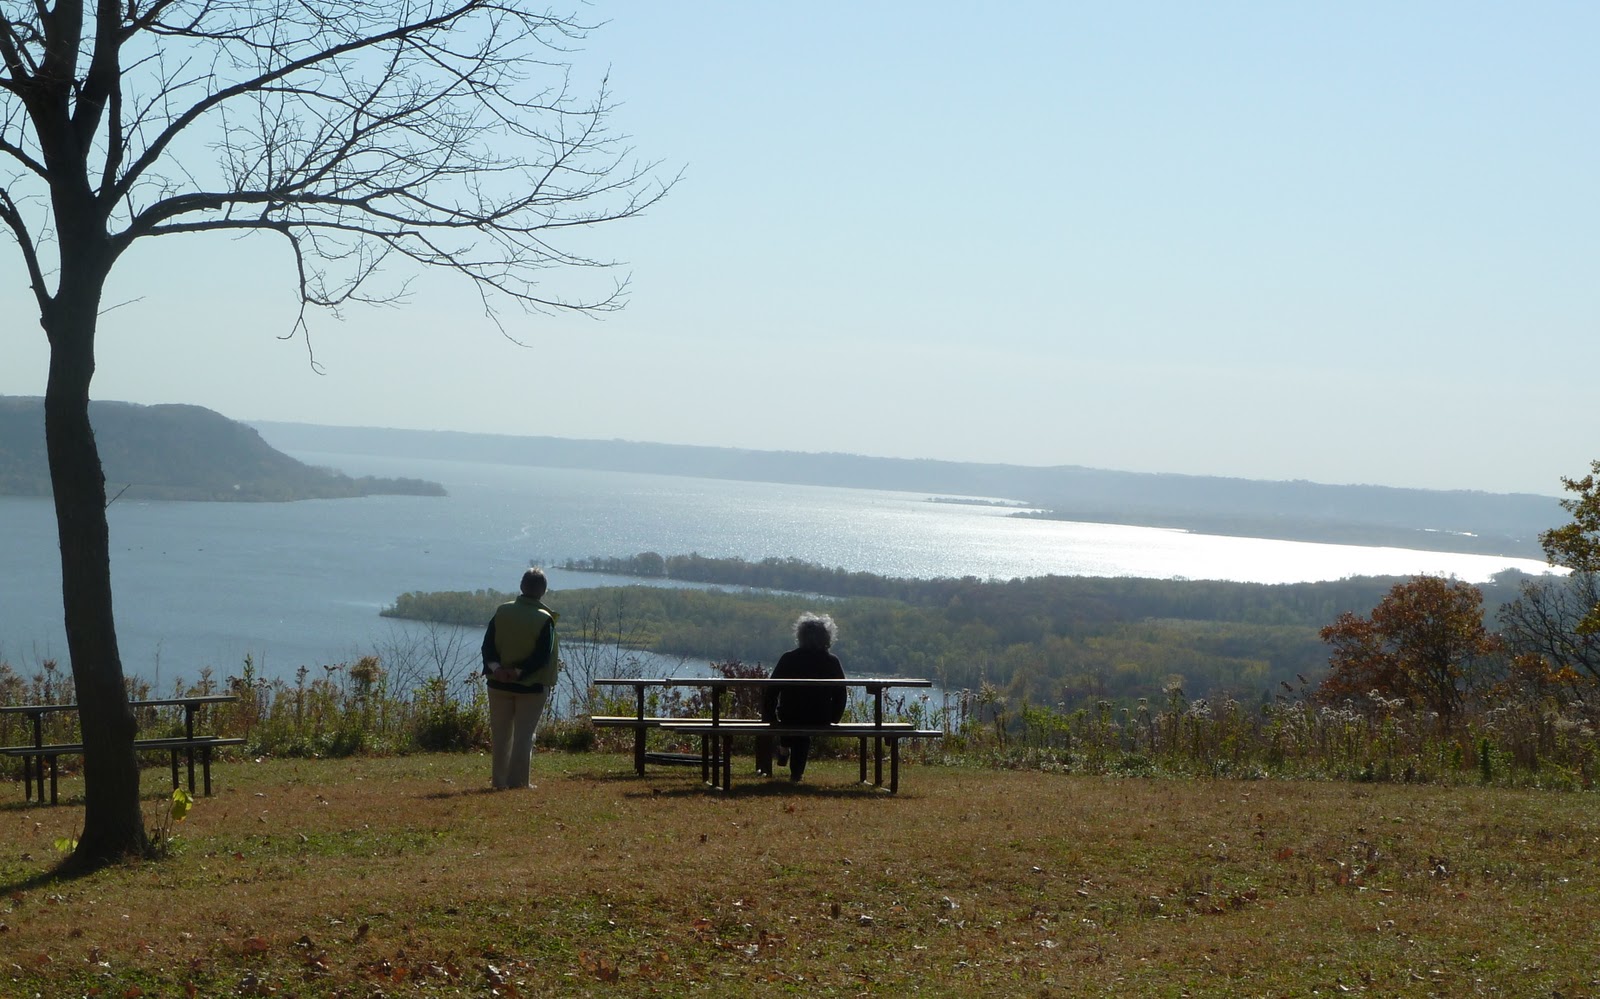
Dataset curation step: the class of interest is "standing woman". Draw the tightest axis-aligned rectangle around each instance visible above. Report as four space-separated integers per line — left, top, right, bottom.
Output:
763 612 847 782
481 567 560 790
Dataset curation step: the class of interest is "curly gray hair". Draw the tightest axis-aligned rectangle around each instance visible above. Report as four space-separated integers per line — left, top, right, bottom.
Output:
794 612 837 650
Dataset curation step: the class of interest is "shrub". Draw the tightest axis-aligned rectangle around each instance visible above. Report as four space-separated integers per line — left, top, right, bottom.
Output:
413 686 488 752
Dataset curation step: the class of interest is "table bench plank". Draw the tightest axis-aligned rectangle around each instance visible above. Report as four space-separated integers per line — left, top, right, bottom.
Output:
2 697 240 805
660 722 942 793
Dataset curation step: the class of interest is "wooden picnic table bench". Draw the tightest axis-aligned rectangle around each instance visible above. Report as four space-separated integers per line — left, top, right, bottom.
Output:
593 676 940 792
591 678 704 768
1 695 244 805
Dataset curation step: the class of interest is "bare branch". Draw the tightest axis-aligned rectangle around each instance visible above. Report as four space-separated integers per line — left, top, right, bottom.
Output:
0 131 47 175
0 184 51 312
7 0 676 337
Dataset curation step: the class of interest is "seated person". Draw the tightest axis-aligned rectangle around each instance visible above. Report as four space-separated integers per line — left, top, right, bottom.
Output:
762 612 846 781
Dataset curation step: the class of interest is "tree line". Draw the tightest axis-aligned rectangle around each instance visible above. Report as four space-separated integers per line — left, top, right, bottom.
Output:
391 562 1534 707
404 527 1600 721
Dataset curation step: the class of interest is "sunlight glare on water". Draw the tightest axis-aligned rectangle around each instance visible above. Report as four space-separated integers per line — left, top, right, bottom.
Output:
0 453 1558 683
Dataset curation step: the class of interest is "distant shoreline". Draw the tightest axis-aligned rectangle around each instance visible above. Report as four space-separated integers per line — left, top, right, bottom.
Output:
927 496 1032 509
1012 509 1545 560
247 419 1558 561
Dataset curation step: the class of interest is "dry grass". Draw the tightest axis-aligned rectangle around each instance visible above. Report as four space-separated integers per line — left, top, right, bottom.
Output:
1 752 1597 997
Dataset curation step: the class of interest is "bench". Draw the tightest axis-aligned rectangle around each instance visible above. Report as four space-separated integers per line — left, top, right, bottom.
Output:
661 720 942 793
592 679 719 774
1 695 241 805
591 714 770 769
593 676 940 792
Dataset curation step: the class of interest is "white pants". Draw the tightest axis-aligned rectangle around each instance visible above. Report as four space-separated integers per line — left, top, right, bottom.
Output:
488 687 548 789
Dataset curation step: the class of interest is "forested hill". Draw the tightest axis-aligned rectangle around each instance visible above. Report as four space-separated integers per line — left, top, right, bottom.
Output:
251 421 1562 558
0 397 444 501
384 555 1545 704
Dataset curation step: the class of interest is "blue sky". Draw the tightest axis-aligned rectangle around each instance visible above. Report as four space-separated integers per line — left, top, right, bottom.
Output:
3 2 1595 495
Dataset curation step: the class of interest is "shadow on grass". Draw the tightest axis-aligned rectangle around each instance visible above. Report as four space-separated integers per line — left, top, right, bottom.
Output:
0 796 70 812
564 761 913 799
620 779 903 801
0 867 76 893
419 785 532 801
404 762 916 801
0 837 164 891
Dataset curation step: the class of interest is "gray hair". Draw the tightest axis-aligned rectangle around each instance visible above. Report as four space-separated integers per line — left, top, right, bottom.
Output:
794 612 836 650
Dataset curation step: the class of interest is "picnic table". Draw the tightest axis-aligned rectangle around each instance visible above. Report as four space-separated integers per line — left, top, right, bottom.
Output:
1 694 244 805
593 676 940 792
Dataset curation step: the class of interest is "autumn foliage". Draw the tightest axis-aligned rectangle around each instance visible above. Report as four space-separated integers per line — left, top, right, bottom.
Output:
1541 459 1600 635
1317 575 1502 723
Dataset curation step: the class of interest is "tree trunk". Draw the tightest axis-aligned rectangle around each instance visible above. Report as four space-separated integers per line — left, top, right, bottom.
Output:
43 278 147 868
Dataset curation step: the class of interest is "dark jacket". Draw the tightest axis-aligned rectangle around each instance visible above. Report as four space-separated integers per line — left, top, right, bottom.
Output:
762 647 846 725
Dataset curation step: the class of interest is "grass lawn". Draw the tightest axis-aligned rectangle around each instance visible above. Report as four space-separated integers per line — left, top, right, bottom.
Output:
1 751 1596 997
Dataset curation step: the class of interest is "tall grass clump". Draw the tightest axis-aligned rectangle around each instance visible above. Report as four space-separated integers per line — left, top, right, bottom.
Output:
932 676 1600 789
4 643 1599 793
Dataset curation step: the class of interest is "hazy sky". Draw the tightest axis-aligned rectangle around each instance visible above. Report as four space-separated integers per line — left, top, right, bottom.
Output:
3 3 1595 496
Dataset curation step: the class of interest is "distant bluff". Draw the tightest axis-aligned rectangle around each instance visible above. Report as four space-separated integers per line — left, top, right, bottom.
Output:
0 397 443 502
251 421 1561 559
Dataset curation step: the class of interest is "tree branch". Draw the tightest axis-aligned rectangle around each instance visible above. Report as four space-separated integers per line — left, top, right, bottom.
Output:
0 184 52 316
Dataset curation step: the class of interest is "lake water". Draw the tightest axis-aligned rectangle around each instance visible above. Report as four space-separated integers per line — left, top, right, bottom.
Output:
1 452 1556 686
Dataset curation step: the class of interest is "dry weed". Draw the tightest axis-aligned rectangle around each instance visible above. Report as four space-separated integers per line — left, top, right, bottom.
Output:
2 753 1597 996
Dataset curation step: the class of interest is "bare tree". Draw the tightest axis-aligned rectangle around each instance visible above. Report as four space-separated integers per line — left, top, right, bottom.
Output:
557 587 678 720
1499 572 1600 689
1 0 671 867
375 620 479 692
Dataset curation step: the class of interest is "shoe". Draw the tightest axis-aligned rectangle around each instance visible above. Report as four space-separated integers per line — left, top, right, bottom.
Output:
774 745 790 767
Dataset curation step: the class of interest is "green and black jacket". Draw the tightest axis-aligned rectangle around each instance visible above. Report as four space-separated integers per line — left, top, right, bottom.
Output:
481 595 559 692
